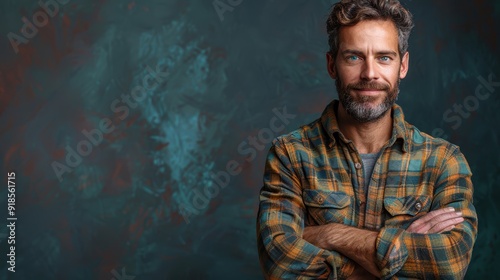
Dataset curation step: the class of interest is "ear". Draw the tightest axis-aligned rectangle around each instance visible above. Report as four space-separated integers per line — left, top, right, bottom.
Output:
399 51 409 79
326 52 337 79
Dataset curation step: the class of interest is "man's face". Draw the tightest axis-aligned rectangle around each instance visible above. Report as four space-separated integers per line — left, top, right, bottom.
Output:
327 20 409 123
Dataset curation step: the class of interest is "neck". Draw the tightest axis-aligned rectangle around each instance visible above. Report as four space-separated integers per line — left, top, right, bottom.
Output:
337 103 393 154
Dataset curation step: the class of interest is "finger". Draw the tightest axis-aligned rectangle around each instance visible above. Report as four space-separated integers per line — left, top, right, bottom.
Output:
409 207 455 228
413 212 462 233
409 207 455 230
434 225 455 234
408 210 462 233
427 216 464 233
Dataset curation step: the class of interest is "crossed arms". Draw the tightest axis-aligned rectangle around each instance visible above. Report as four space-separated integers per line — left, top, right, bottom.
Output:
303 208 465 279
256 140 478 279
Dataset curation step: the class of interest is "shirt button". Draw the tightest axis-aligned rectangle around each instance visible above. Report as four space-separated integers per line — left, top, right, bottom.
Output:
415 202 422 211
317 197 324 204
355 162 362 169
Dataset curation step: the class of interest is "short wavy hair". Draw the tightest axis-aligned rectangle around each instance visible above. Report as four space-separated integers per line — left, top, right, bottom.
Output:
326 0 414 58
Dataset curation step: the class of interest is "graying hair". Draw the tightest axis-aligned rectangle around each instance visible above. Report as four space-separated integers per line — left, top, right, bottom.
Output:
326 0 414 58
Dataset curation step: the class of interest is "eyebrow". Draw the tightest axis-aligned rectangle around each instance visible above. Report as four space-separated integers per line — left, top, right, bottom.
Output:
341 49 398 57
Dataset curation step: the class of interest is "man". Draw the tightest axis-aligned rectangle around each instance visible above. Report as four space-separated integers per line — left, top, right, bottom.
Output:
256 0 478 279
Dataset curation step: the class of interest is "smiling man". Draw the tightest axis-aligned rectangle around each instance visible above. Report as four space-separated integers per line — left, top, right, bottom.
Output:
256 1 478 279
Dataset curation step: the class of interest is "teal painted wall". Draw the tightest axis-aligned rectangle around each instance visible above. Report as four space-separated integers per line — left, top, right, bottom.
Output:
0 0 498 279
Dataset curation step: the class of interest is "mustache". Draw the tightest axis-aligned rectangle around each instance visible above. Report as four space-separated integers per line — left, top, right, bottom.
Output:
347 81 390 91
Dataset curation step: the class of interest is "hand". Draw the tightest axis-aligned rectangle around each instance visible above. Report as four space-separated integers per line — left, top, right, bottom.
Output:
304 224 381 278
303 227 373 279
407 207 464 234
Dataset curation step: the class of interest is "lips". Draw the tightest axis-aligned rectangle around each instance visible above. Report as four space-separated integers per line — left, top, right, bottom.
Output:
353 88 385 93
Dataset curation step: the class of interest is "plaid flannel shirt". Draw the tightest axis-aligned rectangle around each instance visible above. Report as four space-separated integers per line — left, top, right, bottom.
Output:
257 100 478 279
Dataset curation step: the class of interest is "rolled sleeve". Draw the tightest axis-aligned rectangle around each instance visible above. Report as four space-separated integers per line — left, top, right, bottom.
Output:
376 227 408 279
375 146 478 279
257 138 342 279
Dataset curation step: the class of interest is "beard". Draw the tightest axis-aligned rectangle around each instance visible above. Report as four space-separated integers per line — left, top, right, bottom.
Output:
336 75 400 123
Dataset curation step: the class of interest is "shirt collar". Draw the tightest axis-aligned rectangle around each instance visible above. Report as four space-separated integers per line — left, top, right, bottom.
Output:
320 99 409 152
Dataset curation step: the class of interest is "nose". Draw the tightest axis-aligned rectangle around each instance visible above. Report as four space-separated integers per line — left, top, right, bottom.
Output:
360 59 379 80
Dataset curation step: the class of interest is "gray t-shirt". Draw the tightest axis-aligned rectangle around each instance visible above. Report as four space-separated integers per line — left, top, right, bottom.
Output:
360 152 382 196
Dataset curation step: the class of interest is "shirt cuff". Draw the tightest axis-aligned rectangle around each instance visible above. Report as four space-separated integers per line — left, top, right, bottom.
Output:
376 227 409 279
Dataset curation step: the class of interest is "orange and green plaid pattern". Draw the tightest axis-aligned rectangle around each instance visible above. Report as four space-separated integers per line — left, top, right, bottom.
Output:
257 100 478 279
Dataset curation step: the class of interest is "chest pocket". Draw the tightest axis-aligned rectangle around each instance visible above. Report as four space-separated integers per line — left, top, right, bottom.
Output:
383 195 431 228
303 189 353 225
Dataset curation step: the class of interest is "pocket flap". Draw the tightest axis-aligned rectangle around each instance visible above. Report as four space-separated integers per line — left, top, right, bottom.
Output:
302 189 351 208
384 195 431 216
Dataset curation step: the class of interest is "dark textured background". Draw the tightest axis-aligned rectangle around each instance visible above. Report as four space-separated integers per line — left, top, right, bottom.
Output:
0 0 498 279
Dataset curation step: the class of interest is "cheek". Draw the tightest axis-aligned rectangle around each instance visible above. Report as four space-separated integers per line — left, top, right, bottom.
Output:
337 66 361 84
381 67 401 85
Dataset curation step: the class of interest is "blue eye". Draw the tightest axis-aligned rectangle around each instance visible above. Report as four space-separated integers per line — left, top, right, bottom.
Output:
347 55 359 61
380 56 390 61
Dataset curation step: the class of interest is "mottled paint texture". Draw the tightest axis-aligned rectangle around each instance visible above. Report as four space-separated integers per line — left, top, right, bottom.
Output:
0 0 498 279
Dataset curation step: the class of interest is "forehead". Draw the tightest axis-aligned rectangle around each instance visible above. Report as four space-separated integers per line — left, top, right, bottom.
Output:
338 20 399 53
